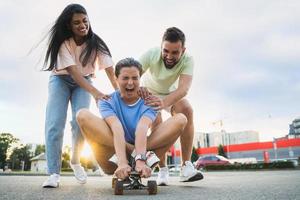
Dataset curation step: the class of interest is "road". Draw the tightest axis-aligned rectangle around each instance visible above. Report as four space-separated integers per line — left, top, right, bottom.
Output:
0 170 299 200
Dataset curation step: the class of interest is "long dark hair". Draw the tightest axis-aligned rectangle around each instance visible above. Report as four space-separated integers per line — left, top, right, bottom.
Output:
43 4 111 71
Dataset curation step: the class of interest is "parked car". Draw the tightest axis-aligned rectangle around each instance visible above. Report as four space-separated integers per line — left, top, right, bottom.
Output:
195 155 232 169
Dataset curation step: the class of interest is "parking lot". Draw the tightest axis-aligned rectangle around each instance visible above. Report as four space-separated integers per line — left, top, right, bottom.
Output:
1 170 300 200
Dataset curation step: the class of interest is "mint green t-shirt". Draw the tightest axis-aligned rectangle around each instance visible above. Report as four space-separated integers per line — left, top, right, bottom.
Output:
139 47 194 95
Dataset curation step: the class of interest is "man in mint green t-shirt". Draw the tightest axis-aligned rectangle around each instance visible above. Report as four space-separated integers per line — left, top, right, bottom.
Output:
139 27 203 185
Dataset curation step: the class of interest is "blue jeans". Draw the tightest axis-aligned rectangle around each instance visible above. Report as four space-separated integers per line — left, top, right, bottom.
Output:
45 75 91 174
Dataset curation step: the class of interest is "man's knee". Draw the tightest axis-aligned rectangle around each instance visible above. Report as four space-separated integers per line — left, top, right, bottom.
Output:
173 100 193 118
76 108 90 125
181 104 193 118
173 113 188 128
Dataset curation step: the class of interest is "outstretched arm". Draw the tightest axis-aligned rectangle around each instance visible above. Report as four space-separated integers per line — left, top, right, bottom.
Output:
105 116 131 179
145 74 192 110
134 116 153 178
105 66 119 90
66 66 110 101
162 74 192 108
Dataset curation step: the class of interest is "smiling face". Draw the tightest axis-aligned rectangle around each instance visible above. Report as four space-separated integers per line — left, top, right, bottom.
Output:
161 40 185 69
117 66 141 104
70 13 89 45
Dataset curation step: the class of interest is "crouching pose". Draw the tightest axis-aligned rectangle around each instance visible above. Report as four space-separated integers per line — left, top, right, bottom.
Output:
76 58 187 179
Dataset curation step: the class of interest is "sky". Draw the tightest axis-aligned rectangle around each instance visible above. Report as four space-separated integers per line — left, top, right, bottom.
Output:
0 0 299 146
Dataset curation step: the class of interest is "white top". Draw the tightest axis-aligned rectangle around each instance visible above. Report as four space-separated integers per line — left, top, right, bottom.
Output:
52 38 113 76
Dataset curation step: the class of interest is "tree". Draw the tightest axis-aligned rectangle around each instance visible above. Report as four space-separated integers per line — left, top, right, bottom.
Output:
218 144 227 158
9 144 32 171
34 144 45 156
191 146 199 162
61 151 70 168
61 145 71 169
0 133 19 169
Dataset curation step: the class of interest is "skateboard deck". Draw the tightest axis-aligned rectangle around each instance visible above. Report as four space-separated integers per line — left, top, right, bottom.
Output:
112 171 157 195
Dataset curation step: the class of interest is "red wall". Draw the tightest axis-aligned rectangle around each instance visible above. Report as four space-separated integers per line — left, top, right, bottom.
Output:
196 138 300 155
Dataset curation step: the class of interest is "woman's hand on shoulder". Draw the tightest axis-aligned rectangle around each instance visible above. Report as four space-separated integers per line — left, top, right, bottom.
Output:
92 91 110 103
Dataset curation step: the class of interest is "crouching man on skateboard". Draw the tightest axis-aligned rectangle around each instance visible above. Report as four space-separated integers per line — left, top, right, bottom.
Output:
76 58 187 180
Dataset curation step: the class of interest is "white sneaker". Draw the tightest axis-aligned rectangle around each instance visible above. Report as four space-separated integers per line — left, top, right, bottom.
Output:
108 154 119 165
180 161 204 182
70 163 87 184
156 167 169 186
42 174 60 188
145 151 160 169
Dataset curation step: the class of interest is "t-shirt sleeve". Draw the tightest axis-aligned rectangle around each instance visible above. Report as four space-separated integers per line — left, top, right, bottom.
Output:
181 56 194 76
95 53 114 70
98 99 116 119
142 106 157 122
139 50 151 73
56 42 76 70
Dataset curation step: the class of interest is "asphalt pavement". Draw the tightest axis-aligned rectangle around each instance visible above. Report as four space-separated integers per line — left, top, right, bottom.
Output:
0 170 299 200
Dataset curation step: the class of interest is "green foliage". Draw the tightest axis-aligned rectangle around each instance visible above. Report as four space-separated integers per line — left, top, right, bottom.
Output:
61 152 71 168
204 160 296 171
9 144 32 171
191 146 199 162
61 168 73 172
0 133 19 169
34 144 45 156
80 157 94 170
218 144 227 158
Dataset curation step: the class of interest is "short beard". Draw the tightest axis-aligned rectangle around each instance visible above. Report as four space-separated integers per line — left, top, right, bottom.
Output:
163 60 177 69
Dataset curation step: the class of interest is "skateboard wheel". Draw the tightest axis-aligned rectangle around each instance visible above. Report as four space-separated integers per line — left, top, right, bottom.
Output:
147 180 157 195
114 180 124 195
112 177 117 188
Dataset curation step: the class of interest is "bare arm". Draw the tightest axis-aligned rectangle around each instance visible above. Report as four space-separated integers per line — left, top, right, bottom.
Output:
134 116 152 155
66 65 109 101
145 74 192 110
104 116 128 165
163 74 192 108
105 66 119 90
134 116 153 177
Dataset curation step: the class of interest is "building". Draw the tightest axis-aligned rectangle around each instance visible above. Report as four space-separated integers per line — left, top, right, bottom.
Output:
289 117 300 138
193 130 259 148
30 153 47 173
196 138 300 161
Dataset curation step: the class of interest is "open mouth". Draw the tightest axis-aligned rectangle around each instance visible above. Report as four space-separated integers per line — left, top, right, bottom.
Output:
125 88 135 92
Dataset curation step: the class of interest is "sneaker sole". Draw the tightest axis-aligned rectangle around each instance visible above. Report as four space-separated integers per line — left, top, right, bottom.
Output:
42 183 59 188
75 177 87 184
180 172 204 182
77 180 87 184
157 182 169 186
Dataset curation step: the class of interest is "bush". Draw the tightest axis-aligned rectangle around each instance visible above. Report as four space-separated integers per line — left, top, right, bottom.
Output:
61 168 73 172
204 160 296 171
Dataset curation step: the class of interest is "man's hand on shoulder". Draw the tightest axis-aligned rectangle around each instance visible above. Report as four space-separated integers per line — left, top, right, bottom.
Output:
137 87 152 99
145 95 164 110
